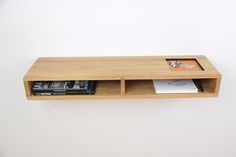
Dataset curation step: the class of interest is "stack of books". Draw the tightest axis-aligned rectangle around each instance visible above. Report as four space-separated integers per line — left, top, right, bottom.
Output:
32 81 96 96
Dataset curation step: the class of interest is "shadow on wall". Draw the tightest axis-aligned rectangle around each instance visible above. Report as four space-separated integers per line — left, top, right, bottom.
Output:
29 98 216 109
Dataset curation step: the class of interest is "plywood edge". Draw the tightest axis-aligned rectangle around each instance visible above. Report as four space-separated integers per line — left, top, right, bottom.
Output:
214 76 222 96
27 95 123 100
26 93 218 100
120 78 125 96
23 80 32 98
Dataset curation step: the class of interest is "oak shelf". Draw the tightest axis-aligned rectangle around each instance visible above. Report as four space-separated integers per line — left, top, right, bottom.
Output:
23 56 221 100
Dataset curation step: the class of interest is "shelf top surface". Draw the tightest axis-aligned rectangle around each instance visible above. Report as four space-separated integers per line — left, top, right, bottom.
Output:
24 55 221 81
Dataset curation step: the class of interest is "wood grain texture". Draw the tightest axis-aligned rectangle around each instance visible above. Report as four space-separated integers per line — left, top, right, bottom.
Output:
23 55 221 81
23 55 221 100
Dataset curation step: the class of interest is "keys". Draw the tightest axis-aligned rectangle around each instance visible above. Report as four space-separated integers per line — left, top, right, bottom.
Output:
169 60 195 69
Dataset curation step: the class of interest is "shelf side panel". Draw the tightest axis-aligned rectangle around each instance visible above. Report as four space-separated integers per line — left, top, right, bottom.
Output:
24 81 33 98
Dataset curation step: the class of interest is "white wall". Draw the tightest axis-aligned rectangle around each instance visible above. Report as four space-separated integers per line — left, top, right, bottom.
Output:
0 0 236 157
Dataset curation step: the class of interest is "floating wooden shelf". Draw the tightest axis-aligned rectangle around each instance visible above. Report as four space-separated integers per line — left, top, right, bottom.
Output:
23 56 221 100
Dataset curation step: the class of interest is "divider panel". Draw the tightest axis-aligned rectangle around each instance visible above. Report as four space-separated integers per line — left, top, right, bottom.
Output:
120 78 125 96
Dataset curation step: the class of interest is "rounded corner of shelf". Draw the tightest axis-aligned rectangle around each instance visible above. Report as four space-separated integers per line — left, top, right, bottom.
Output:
23 77 28 82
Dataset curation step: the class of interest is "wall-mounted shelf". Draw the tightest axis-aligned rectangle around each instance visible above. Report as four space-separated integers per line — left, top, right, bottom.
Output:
23 56 221 100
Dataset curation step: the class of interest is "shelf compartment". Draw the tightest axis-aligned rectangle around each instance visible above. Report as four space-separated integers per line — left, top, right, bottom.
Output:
25 80 121 100
125 79 219 98
166 58 204 71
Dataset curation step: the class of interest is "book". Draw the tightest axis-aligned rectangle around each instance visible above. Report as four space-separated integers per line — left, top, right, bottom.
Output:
153 79 199 94
32 81 96 95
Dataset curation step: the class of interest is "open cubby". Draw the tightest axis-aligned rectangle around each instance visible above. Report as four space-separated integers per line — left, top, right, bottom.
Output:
23 56 221 100
25 80 121 100
124 78 218 98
